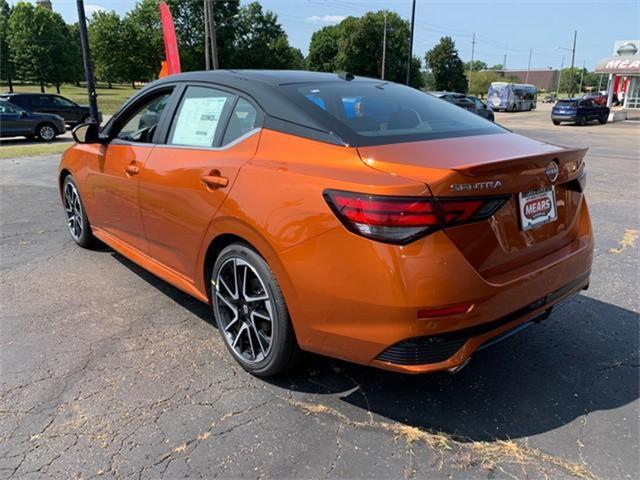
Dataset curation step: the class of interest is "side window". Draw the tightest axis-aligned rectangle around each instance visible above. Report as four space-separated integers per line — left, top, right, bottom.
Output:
0 102 18 114
221 98 258 145
116 91 172 143
52 96 75 107
168 86 233 148
36 96 53 107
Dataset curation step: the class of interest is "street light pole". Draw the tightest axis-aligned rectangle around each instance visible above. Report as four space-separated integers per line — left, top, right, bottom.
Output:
556 55 564 97
578 60 586 93
525 48 532 84
406 0 416 86
468 32 476 92
75 0 99 123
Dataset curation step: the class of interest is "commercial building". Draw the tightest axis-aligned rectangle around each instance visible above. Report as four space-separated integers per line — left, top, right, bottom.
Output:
489 69 560 91
596 40 640 110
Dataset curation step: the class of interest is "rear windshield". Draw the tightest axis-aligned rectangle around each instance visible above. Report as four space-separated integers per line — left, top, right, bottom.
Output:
557 100 577 107
282 81 504 146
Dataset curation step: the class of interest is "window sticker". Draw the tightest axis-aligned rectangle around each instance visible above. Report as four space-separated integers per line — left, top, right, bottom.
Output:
171 96 228 147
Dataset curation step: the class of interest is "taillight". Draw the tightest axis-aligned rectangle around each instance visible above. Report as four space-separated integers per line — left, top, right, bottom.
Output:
324 189 508 244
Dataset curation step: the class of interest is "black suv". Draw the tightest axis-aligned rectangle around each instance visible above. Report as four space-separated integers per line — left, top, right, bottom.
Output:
1 93 99 126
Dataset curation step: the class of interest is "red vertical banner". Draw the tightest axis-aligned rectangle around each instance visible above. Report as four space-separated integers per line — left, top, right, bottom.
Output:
159 2 181 75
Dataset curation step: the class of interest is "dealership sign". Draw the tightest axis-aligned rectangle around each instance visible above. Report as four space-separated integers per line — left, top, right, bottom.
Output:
596 40 640 74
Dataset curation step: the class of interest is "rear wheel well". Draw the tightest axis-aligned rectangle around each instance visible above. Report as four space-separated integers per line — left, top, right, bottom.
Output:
203 233 253 301
59 169 72 193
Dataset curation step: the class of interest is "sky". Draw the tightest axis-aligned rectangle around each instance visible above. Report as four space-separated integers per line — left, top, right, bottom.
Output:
15 0 640 70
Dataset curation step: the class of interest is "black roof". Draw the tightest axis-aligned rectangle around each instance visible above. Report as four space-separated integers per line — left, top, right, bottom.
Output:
123 70 381 145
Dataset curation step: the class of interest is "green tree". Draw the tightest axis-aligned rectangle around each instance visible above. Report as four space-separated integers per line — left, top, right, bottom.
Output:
467 70 501 97
66 23 85 87
123 0 163 85
488 63 503 70
7 2 68 92
0 0 14 92
425 36 467 93
89 11 126 87
559 67 582 96
231 2 300 69
165 0 239 70
465 60 487 72
307 11 423 88
307 24 340 72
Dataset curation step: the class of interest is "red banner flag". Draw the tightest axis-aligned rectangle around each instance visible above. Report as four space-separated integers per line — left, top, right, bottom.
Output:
159 2 181 76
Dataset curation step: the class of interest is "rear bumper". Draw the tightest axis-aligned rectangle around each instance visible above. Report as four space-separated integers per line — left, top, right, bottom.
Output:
275 198 594 374
372 271 589 373
551 114 576 122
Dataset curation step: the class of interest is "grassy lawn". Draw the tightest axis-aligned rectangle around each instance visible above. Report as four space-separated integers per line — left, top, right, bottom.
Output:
1 83 137 115
0 141 71 159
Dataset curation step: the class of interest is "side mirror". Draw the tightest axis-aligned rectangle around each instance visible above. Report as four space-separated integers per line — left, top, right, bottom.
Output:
72 122 106 144
19 111 28 118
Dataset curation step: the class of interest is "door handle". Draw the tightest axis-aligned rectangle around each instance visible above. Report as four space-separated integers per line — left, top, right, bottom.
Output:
201 171 229 189
125 164 140 175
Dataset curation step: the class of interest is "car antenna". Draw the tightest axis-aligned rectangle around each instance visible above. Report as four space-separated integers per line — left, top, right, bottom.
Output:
338 72 355 81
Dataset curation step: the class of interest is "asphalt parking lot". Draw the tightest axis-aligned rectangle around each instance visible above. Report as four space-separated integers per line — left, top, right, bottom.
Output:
1 106 638 479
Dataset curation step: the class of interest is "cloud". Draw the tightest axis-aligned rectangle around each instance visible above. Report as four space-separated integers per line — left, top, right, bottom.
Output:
85 4 107 16
306 15 346 24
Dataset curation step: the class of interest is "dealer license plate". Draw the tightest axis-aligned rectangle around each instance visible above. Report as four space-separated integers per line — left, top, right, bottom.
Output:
518 186 557 231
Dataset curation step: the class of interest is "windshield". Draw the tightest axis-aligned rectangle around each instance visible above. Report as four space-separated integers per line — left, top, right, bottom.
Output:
283 81 504 146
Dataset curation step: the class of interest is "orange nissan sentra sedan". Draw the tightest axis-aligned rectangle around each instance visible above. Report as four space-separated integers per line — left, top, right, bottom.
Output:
59 70 593 376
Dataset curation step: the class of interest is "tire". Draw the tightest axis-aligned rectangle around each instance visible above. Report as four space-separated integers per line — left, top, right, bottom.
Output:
62 175 94 248
211 244 299 377
552 120 561 126
37 123 57 142
598 115 608 125
577 115 587 126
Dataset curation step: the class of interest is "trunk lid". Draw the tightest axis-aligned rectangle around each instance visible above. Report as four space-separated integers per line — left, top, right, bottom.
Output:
358 132 589 283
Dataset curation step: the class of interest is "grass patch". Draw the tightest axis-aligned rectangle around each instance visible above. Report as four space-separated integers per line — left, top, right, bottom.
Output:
1 83 137 115
0 141 71 159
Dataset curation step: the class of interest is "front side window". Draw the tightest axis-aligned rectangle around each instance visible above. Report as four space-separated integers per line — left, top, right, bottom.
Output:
116 92 172 143
221 98 258 145
52 96 75 107
168 86 233 148
285 81 503 145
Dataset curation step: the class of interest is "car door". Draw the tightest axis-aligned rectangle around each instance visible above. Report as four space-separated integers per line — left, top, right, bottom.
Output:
138 85 262 280
0 101 28 136
86 87 176 254
51 95 80 123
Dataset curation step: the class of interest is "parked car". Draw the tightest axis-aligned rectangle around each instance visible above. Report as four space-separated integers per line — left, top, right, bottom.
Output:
551 98 610 125
543 95 557 104
1 93 100 126
429 91 477 113
0 99 66 141
466 95 495 121
60 70 593 377
582 92 607 106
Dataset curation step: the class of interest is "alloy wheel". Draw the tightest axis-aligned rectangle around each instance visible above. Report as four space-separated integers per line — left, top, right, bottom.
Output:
63 182 83 241
214 257 274 364
39 125 55 141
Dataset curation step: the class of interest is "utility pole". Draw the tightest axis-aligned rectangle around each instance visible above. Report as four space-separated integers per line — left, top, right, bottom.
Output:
525 48 533 83
205 0 218 69
503 52 507 70
468 32 476 92
578 59 586 93
204 0 210 70
598 73 604 92
556 55 564 96
381 12 387 80
75 0 99 123
406 0 416 86
569 29 577 97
